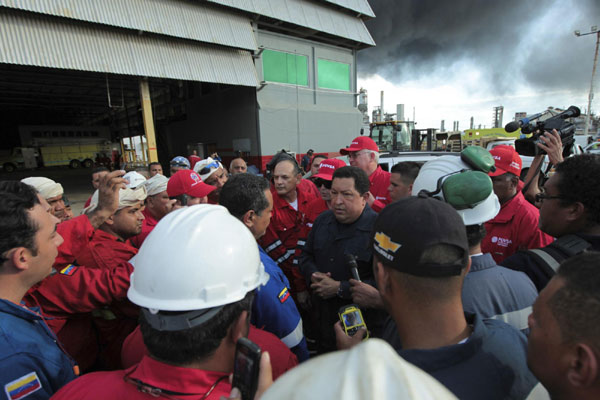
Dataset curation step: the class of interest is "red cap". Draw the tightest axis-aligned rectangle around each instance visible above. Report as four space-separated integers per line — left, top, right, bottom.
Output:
340 136 379 155
488 145 522 177
313 158 347 180
167 170 216 198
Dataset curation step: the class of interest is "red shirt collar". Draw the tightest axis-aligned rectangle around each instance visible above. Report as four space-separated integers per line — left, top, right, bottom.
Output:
142 208 159 227
127 355 231 396
272 186 309 210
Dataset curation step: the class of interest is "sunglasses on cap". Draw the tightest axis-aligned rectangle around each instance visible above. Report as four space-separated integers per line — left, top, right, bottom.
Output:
314 178 332 189
199 161 220 175
170 162 188 168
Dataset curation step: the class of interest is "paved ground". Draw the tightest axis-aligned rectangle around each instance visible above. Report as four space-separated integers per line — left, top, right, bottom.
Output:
0 167 93 216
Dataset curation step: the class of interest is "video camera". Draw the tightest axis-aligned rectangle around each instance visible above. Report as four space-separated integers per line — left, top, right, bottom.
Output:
507 106 580 157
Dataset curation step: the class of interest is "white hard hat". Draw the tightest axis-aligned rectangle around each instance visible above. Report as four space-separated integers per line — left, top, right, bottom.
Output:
412 155 500 226
128 204 269 314
262 339 457 400
123 171 147 189
144 174 169 196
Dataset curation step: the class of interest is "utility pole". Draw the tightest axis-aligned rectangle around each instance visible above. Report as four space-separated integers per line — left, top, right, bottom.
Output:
575 25 599 137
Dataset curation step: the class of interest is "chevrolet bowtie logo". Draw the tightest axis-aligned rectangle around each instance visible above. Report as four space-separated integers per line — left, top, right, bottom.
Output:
374 232 401 253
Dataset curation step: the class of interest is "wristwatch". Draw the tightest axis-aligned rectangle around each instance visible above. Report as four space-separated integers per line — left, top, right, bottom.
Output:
337 283 343 298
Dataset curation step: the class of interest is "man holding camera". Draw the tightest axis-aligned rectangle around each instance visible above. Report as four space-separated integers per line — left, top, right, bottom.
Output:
502 153 600 291
481 145 553 264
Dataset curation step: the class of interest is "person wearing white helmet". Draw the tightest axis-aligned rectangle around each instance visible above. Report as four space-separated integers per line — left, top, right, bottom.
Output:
21 176 72 221
130 174 175 248
412 147 538 334
52 205 271 400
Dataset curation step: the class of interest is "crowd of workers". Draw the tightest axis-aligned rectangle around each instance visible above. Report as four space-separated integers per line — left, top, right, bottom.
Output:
0 128 599 400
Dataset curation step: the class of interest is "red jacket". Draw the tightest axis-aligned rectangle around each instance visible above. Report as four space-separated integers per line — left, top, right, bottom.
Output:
130 208 158 248
299 178 320 199
121 325 297 381
305 197 329 226
51 355 231 400
482 191 554 264
260 186 316 293
369 166 391 212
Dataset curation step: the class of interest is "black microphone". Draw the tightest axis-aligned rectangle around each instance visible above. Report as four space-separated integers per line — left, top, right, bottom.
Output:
505 112 544 132
345 254 361 281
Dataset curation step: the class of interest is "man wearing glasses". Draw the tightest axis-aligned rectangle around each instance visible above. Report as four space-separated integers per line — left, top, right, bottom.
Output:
502 153 600 291
340 137 391 212
481 145 553 264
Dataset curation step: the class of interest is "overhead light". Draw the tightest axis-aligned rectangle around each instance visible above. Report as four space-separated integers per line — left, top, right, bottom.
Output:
592 26 598 32
574 30 581 36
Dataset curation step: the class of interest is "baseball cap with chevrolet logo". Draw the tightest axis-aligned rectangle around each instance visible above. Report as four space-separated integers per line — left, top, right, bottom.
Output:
488 145 522 177
372 196 469 277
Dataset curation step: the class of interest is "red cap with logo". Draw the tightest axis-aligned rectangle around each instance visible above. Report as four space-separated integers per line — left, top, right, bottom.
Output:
312 158 347 180
167 170 216 198
488 145 522 177
340 136 379 155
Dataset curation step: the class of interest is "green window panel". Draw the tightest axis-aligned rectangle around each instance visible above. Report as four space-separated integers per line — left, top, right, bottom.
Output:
262 49 308 86
317 59 350 91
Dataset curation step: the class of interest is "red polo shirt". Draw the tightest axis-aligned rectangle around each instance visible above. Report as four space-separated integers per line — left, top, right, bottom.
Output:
369 166 391 212
51 355 231 400
482 191 554 264
121 325 297 381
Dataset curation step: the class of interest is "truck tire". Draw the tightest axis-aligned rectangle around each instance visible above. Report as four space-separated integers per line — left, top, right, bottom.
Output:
83 159 94 168
3 163 16 173
69 159 82 169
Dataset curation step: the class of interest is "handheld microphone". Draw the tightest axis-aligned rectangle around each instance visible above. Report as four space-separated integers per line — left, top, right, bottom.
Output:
345 254 361 281
505 112 544 133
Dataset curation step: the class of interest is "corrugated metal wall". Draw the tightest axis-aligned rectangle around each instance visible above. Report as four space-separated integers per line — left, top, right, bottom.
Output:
321 0 375 18
0 0 257 51
207 0 375 46
0 10 258 86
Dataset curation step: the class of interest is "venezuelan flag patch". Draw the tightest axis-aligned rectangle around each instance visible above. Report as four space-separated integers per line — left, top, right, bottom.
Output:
4 372 42 399
59 264 77 276
278 287 290 304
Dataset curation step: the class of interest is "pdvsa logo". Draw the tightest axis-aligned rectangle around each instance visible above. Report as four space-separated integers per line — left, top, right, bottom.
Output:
491 236 512 247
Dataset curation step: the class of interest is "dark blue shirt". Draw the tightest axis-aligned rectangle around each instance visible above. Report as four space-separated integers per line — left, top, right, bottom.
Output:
252 246 309 361
384 313 538 400
463 253 538 333
0 300 76 400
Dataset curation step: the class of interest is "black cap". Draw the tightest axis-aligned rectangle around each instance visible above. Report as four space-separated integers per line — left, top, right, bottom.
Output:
372 196 468 277
307 149 314 154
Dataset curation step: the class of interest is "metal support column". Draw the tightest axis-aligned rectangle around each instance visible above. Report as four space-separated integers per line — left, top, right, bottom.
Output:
139 78 158 163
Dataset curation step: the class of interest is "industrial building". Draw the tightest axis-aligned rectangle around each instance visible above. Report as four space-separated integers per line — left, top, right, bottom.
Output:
0 0 375 170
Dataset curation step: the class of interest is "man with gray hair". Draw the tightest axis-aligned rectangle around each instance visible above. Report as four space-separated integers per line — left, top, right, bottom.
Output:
130 174 174 248
340 136 391 212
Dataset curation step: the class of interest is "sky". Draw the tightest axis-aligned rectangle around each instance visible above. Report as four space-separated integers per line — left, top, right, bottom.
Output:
357 0 600 130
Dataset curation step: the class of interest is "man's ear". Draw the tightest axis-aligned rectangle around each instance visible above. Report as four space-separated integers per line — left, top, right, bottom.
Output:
374 260 392 297
565 201 586 223
227 310 249 345
7 247 31 272
104 214 115 226
242 210 255 230
296 173 303 181
567 343 599 388
407 183 414 196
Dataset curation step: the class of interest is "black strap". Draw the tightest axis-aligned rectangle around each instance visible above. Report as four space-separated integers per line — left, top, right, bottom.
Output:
525 234 592 278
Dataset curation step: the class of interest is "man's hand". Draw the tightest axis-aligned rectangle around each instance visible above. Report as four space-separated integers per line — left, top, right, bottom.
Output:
537 129 564 166
349 279 384 309
310 272 339 299
366 191 375 206
87 170 127 229
221 352 273 400
295 290 311 310
334 321 366 350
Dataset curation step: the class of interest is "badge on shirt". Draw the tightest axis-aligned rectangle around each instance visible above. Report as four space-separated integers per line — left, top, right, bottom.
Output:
4 371 42 399
59 264 77 276
278 287 290 304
